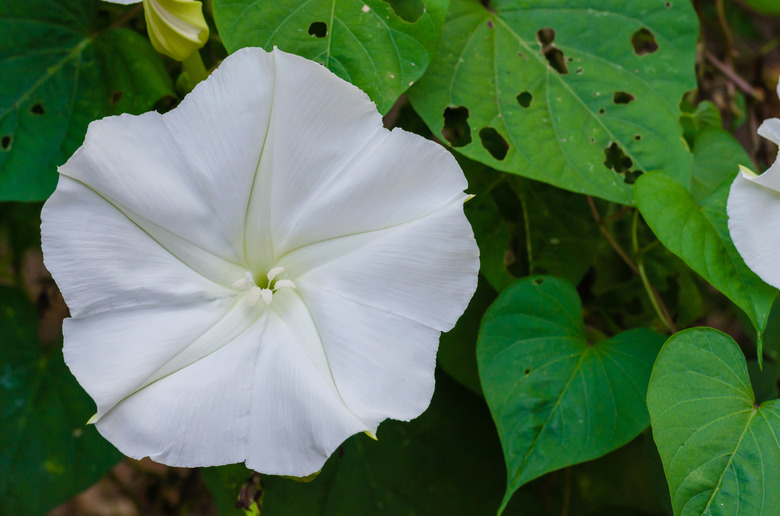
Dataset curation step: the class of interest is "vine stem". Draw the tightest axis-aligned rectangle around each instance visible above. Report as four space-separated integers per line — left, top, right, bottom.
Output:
182 51 209 85
631 210 677 334
586 196 676 333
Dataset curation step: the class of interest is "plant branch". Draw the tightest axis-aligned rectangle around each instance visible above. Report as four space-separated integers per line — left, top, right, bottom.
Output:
704 50 765 101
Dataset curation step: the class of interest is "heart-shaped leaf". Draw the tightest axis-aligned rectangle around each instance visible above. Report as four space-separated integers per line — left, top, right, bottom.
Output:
0 0 174 200
477 276 665 512
647 328 780 516
635 172 777 354
213 0 449 114
408 0 697 204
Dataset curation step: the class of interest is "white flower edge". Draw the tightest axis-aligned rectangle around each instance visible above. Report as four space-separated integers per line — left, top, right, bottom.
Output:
41 47 479 476
728 113 780 290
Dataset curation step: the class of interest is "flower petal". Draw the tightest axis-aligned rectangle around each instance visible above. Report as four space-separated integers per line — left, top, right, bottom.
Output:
728 162 780 289
41 176 236 317
55 47 276 271
92 290 368 475
64 295 253 419
296 284 441 423
242 50 468 263
283 201 479 332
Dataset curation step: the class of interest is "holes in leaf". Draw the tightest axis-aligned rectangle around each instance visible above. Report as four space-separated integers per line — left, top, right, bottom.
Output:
631 28 658 55
524 368 531 376
479 127 509 161
487 19 494 28
1 135 11 151
536 28 568 74
665 2 672 7
532 277 544 285
576 66 583 75
30 103 45 115
308 22 327 38
382 0 425 22
589 137 596 144
634 134 642 141
603 142 642 184
441 106 472 147
598 108 606 115
613 91 635 104
537 28 555 45
111 91 124 105
516 91 532 108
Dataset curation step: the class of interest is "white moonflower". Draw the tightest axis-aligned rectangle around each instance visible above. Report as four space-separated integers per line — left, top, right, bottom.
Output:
104 0 208 61
41 47 479 476
728 84 780 289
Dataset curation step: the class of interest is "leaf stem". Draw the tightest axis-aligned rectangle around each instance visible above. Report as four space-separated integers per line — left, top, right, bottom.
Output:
587 196 676 333
632 210 677 333
182 51 209 86
586 196 638 274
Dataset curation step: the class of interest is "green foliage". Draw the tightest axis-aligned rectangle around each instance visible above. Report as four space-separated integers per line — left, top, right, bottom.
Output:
0 286 121 515
635 173 777 352
407 0 698 204
647 328 780 516
0 0 173 201
212 0 449 114
477 276 665 512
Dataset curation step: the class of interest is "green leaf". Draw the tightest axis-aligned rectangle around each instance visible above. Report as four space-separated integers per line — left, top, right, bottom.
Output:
515 178 600 285
690 128 752 203
0 286 121 515
635 173 777 351
204 373 531 515
213 0 449 114
407 0 697 204
647 328 780 516
0 0 174 201
739 0 780 15
477 276 665 512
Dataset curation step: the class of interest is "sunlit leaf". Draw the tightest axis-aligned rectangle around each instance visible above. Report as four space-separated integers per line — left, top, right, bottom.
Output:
408 0 697 204
635 172 777 352
213 0 449 114
647 328 780 516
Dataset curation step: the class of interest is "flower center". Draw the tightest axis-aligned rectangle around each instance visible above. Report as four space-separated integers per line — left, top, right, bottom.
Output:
232 267 296 307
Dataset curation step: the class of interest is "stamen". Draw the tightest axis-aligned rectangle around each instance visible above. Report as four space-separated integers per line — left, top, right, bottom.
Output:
260 288 273 305
273 279 296 290
232 271 255 289
267 266 285 282
247 286 262 306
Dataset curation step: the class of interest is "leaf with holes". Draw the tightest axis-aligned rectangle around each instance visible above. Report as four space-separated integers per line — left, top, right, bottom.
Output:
635 172 777 354
647 328 780 516
213 0 449 114
0 286 122 515
408 0 697 204
0 0 173 201
477 276 665 512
